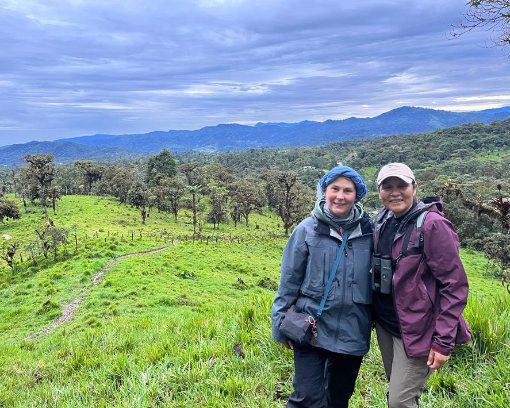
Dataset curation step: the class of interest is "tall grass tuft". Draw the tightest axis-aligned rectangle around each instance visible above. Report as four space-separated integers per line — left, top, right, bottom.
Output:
464 294 510 355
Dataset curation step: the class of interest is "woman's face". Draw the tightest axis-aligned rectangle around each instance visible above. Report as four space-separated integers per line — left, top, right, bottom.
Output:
378 176 416 218
325 177 357 218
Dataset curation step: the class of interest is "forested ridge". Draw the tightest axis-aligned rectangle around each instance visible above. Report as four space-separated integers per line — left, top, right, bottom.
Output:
192 118 510 182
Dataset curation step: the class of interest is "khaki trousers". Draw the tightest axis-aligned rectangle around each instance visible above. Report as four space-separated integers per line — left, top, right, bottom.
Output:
376 323 432 408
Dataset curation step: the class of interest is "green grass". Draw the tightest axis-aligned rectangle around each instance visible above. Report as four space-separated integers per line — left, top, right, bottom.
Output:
1 195 282 248
460 248 508 297
0 195 509 406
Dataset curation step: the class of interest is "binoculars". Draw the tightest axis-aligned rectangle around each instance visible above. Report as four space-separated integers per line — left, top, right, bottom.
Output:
372 254 393 294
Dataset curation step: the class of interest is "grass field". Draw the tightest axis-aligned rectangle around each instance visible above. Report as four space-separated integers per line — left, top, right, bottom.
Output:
0 195 509 407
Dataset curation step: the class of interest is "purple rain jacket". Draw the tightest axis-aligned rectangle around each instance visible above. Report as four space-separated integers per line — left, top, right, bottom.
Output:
374 199 472 357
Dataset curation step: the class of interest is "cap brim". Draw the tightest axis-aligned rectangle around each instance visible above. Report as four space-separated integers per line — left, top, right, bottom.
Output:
377 174 414 186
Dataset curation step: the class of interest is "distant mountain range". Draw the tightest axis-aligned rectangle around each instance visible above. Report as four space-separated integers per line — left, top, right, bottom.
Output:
2 105 510 165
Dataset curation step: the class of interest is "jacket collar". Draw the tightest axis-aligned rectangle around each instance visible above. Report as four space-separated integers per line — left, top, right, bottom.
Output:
313 213 371 241
374 198 443 248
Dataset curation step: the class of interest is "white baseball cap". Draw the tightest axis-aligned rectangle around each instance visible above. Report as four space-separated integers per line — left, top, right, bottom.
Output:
377 163 415 186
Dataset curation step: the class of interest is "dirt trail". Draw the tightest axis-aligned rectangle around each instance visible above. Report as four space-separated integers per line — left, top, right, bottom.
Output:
24 246 168 340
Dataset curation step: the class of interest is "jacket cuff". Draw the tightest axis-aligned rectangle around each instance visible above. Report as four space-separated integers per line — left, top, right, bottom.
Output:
272 321 284 343
431 343 451 356
272 331 283 343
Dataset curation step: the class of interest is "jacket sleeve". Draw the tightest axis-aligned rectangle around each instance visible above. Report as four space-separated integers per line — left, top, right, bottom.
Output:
422 214 469 355
271 223 308 342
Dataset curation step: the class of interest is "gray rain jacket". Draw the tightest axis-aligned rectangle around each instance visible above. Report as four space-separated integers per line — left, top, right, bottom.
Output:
271 213 373 355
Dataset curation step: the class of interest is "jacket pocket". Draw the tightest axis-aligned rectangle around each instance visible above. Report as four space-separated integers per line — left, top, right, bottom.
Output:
300 238 329 299
352 248 372 304
407 280 433 314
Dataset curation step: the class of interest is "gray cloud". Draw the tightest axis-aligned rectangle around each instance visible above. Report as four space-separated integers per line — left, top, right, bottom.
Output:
0 0 509 145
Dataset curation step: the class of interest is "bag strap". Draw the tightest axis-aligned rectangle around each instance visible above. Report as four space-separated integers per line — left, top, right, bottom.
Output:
316 230 351 318
397 211 428 261
413 211 428 250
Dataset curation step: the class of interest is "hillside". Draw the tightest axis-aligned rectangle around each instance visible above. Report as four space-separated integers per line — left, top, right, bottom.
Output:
0 196 508 406
2 105 510 165
0 141 139 165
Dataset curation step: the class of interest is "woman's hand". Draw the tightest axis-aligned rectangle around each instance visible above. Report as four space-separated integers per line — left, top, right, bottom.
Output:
280 340 294 350
427 349 450 369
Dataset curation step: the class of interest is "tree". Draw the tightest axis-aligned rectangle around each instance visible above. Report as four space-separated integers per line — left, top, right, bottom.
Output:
180 161 206 187
128 181 150 224
34 220 68 260
46 226 69 260
14 167 32 211
229 179 265 226
49 186 62 215
35 222 52 259
0 170 11 197
206 183 229 229
25 241 39 266
1 236 18 271
0 199 21 223
185 186 204 234
111 168 135 204
75 160 103 194
161 176 186 221
454 1 510 47
261 170 278 210
54 164 81 195
442 181 509 232
229 200 242 228
146 149 177 187
96 165 135 204
204 162 235 190
23 153 55 213
264 170 313 234
180 162 206 234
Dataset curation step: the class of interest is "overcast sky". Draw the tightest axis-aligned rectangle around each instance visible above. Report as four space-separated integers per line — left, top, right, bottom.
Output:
1 0 509 146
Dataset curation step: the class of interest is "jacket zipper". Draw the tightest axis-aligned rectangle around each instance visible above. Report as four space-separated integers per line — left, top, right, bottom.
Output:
333 237 349 342
391 229 410 357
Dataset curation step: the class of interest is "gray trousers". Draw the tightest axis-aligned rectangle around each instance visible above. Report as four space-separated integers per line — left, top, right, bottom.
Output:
376 323 432 408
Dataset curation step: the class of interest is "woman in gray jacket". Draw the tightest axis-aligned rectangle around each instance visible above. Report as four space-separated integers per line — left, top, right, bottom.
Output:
271 165 373 408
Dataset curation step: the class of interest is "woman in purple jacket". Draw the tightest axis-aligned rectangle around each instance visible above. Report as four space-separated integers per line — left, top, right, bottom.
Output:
372 163 471 408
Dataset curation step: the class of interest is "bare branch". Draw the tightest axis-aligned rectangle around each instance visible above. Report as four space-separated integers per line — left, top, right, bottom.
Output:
452 1 510 47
